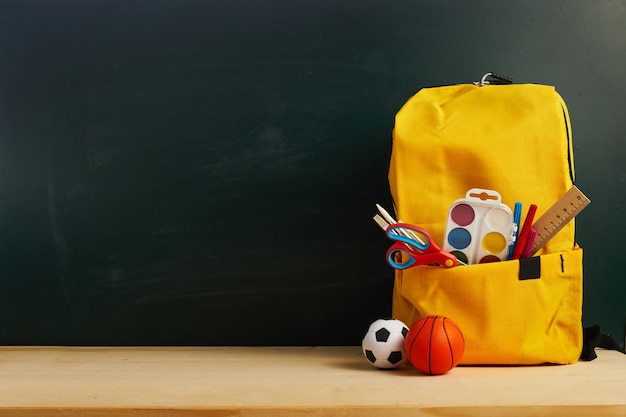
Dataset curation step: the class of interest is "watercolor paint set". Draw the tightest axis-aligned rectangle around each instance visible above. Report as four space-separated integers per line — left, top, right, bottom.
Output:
442 188 516 265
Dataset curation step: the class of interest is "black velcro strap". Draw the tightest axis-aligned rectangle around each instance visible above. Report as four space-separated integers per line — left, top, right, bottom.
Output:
519 256 541 280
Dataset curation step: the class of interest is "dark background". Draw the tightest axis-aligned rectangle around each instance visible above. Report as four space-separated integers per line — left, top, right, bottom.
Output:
1 0 624 346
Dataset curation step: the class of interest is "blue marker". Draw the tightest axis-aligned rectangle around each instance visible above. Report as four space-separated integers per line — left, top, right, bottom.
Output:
508 202 522 259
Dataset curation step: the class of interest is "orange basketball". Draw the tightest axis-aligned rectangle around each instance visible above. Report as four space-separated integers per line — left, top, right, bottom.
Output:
404 315 465 375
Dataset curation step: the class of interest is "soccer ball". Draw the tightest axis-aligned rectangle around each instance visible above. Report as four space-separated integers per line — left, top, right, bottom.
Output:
362 318 409 369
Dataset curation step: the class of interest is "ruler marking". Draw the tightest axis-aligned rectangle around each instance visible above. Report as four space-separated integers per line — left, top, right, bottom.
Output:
529 185 590 255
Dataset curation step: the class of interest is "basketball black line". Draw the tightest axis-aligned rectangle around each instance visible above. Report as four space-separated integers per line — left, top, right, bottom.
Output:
407 317 429 365
442 318 454 370
445 318 466 362
427 316 437 375
447 319 466 346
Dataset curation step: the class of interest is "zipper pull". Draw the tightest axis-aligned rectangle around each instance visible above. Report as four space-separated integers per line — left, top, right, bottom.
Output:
475 72 514 86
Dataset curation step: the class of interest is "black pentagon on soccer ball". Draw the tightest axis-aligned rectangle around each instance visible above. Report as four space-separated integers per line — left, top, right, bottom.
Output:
401 327 408 338
375 327 391 342
365 349 377 363
388 351 403 364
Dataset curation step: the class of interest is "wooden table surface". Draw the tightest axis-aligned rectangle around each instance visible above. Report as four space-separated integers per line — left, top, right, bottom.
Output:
0 346 624 416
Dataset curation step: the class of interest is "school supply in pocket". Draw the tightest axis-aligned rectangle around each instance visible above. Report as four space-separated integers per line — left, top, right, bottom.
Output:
387 73 586 365
530 185 591 255
373 205 459 269
442 188 516 265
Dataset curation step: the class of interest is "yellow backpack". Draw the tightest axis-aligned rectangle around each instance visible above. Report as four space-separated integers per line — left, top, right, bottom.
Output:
388 74 583 364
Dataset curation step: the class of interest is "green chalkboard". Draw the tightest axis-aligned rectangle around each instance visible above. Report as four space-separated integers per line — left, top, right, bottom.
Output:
1 0 624 346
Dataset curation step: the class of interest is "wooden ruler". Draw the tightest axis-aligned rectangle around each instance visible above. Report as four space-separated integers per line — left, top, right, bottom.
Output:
530 185 591 255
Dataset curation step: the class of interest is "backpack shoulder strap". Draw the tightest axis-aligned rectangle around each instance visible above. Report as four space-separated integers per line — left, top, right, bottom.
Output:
580 325 626 361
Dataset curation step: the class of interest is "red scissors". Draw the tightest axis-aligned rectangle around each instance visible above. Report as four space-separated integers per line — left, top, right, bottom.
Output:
385 222 457 269
373 205 459 269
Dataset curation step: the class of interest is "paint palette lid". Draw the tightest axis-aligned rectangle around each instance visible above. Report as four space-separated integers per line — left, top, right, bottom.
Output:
443 188 516 265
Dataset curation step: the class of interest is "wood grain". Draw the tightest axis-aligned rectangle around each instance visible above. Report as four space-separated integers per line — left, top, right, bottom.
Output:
0 346 624 416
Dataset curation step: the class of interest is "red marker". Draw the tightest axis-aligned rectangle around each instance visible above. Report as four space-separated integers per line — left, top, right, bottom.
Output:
521 228 537 259
512 204 537 260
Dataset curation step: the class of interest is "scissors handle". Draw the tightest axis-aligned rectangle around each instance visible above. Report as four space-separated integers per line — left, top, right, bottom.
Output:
387 242 457 269
385 223 431 251
386 244 417 269
385 222 458 269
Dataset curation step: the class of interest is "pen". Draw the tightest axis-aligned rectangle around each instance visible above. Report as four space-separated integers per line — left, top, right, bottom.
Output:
508 202 522 260
512 204 537 260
